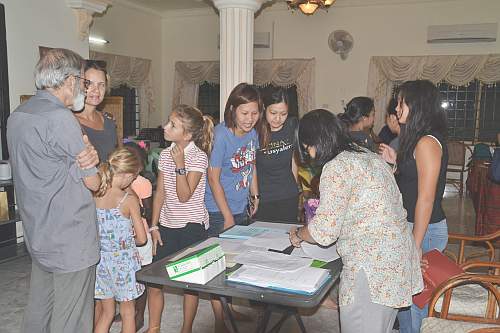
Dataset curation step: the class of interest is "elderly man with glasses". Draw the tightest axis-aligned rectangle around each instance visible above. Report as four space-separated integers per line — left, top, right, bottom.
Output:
7 48 101 333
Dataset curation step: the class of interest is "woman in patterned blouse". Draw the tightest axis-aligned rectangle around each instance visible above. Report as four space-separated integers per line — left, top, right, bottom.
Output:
289 109 423 333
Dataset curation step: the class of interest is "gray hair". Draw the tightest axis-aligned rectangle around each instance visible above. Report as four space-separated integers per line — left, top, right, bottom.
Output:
34 48 84 90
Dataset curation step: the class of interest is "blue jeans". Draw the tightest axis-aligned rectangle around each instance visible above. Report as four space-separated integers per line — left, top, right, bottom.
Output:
207 211 248 237
398 219 448 333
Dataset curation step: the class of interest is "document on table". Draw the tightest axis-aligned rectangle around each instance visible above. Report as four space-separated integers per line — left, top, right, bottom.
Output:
227 265 330 295
234 250 313 272
219 225 284 240
291 242 340 262
251 221 297 231
170 237 264 262
243 231 291 251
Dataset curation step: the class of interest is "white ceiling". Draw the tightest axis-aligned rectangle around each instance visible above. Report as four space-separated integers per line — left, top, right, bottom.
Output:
116 0 458 14
116 0 212 13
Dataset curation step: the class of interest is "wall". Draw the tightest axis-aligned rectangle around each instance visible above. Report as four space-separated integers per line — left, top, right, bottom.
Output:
161 11 219 124
159 0 500 124
3 0 89 113
91 3 163 126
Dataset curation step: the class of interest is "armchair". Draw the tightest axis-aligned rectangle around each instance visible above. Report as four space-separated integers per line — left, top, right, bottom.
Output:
421 273 500 333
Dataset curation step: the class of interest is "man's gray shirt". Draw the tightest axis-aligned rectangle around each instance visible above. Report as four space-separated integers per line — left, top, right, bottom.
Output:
7 90 99 273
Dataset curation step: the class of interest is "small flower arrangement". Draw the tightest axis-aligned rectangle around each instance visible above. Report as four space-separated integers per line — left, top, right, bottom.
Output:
304 198 320 224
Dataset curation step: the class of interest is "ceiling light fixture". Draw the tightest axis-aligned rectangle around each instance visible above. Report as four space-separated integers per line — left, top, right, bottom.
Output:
286 0 336 15
89 36 109 45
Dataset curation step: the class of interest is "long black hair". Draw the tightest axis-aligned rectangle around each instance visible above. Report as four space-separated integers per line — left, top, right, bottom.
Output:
297 109 364 167
257 87 289 148
338 96 374 128
397 80 447 163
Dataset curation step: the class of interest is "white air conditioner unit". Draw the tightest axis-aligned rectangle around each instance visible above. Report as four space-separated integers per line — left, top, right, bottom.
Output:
217 32 271 49
427 23 497 43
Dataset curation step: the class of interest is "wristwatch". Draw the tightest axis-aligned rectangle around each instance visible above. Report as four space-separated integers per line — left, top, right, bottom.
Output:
175 168 187 175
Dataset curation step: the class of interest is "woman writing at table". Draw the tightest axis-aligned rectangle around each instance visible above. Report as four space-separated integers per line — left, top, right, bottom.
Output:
289 109 422 333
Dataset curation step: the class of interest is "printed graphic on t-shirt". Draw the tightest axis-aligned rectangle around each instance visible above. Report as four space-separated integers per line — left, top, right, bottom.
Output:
231 140 256 191
261 139 293 156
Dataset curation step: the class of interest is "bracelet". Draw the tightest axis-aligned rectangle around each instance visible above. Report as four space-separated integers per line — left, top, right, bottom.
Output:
391 162 397 173
149 225 159 232
250 194 260 200
295 227 303 242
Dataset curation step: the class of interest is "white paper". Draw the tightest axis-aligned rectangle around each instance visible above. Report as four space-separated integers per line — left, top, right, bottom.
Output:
302 243 340 262
290 243 340 262
170 237 264 262
243 232 291 251
234 250 312 272
228 265 329 294
251 221 297 231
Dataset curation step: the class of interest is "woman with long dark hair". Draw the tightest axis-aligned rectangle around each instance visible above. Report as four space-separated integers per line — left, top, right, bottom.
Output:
255 87 299 223
289 109 422 333
379 80 448 333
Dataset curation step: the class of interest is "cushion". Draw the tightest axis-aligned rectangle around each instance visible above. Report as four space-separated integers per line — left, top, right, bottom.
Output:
434 284 492 317
420 317 500 333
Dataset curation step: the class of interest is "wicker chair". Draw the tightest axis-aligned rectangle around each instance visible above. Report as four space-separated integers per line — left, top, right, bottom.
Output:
446 141 472 196
445 230 500 265
432 262 500 319
421 273 500 333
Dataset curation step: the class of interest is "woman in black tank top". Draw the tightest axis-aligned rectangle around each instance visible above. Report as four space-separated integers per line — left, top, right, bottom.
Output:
379 80 448 333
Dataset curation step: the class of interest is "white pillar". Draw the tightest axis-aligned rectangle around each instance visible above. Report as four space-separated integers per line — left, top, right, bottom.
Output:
212 0 269 121
66 0 112 40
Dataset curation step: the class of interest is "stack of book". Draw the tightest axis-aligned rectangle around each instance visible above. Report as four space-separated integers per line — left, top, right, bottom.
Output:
228 265 330 295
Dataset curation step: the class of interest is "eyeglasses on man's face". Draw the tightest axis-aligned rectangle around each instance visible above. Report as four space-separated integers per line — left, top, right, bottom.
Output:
73 75 91 90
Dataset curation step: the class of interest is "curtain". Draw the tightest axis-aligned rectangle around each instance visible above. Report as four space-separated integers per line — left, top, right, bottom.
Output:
89 51 155 127
172 58 315 117
367 54 500 132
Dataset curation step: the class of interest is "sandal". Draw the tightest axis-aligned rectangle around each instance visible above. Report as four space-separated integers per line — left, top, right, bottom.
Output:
145 326 160 333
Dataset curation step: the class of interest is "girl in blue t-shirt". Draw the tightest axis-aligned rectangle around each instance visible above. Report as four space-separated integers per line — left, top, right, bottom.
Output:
205 82 263 236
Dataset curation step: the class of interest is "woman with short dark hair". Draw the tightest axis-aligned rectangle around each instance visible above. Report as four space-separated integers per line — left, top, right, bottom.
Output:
289 109 423 333
205 83 263 235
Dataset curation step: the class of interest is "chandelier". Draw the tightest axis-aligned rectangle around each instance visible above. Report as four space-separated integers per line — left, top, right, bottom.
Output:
286 0 336 15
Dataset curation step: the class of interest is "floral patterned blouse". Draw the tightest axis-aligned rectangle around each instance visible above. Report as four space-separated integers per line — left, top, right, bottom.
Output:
308 149 423 308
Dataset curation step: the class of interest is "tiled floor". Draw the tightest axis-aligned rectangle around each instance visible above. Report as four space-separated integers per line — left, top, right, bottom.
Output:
0 188 480 333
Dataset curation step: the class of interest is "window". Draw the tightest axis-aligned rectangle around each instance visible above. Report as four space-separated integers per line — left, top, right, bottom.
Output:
197 83 299 122
110 85 140 137
437 80 479 141
392 80 499 143
478 82 500 142
197 82 220 123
